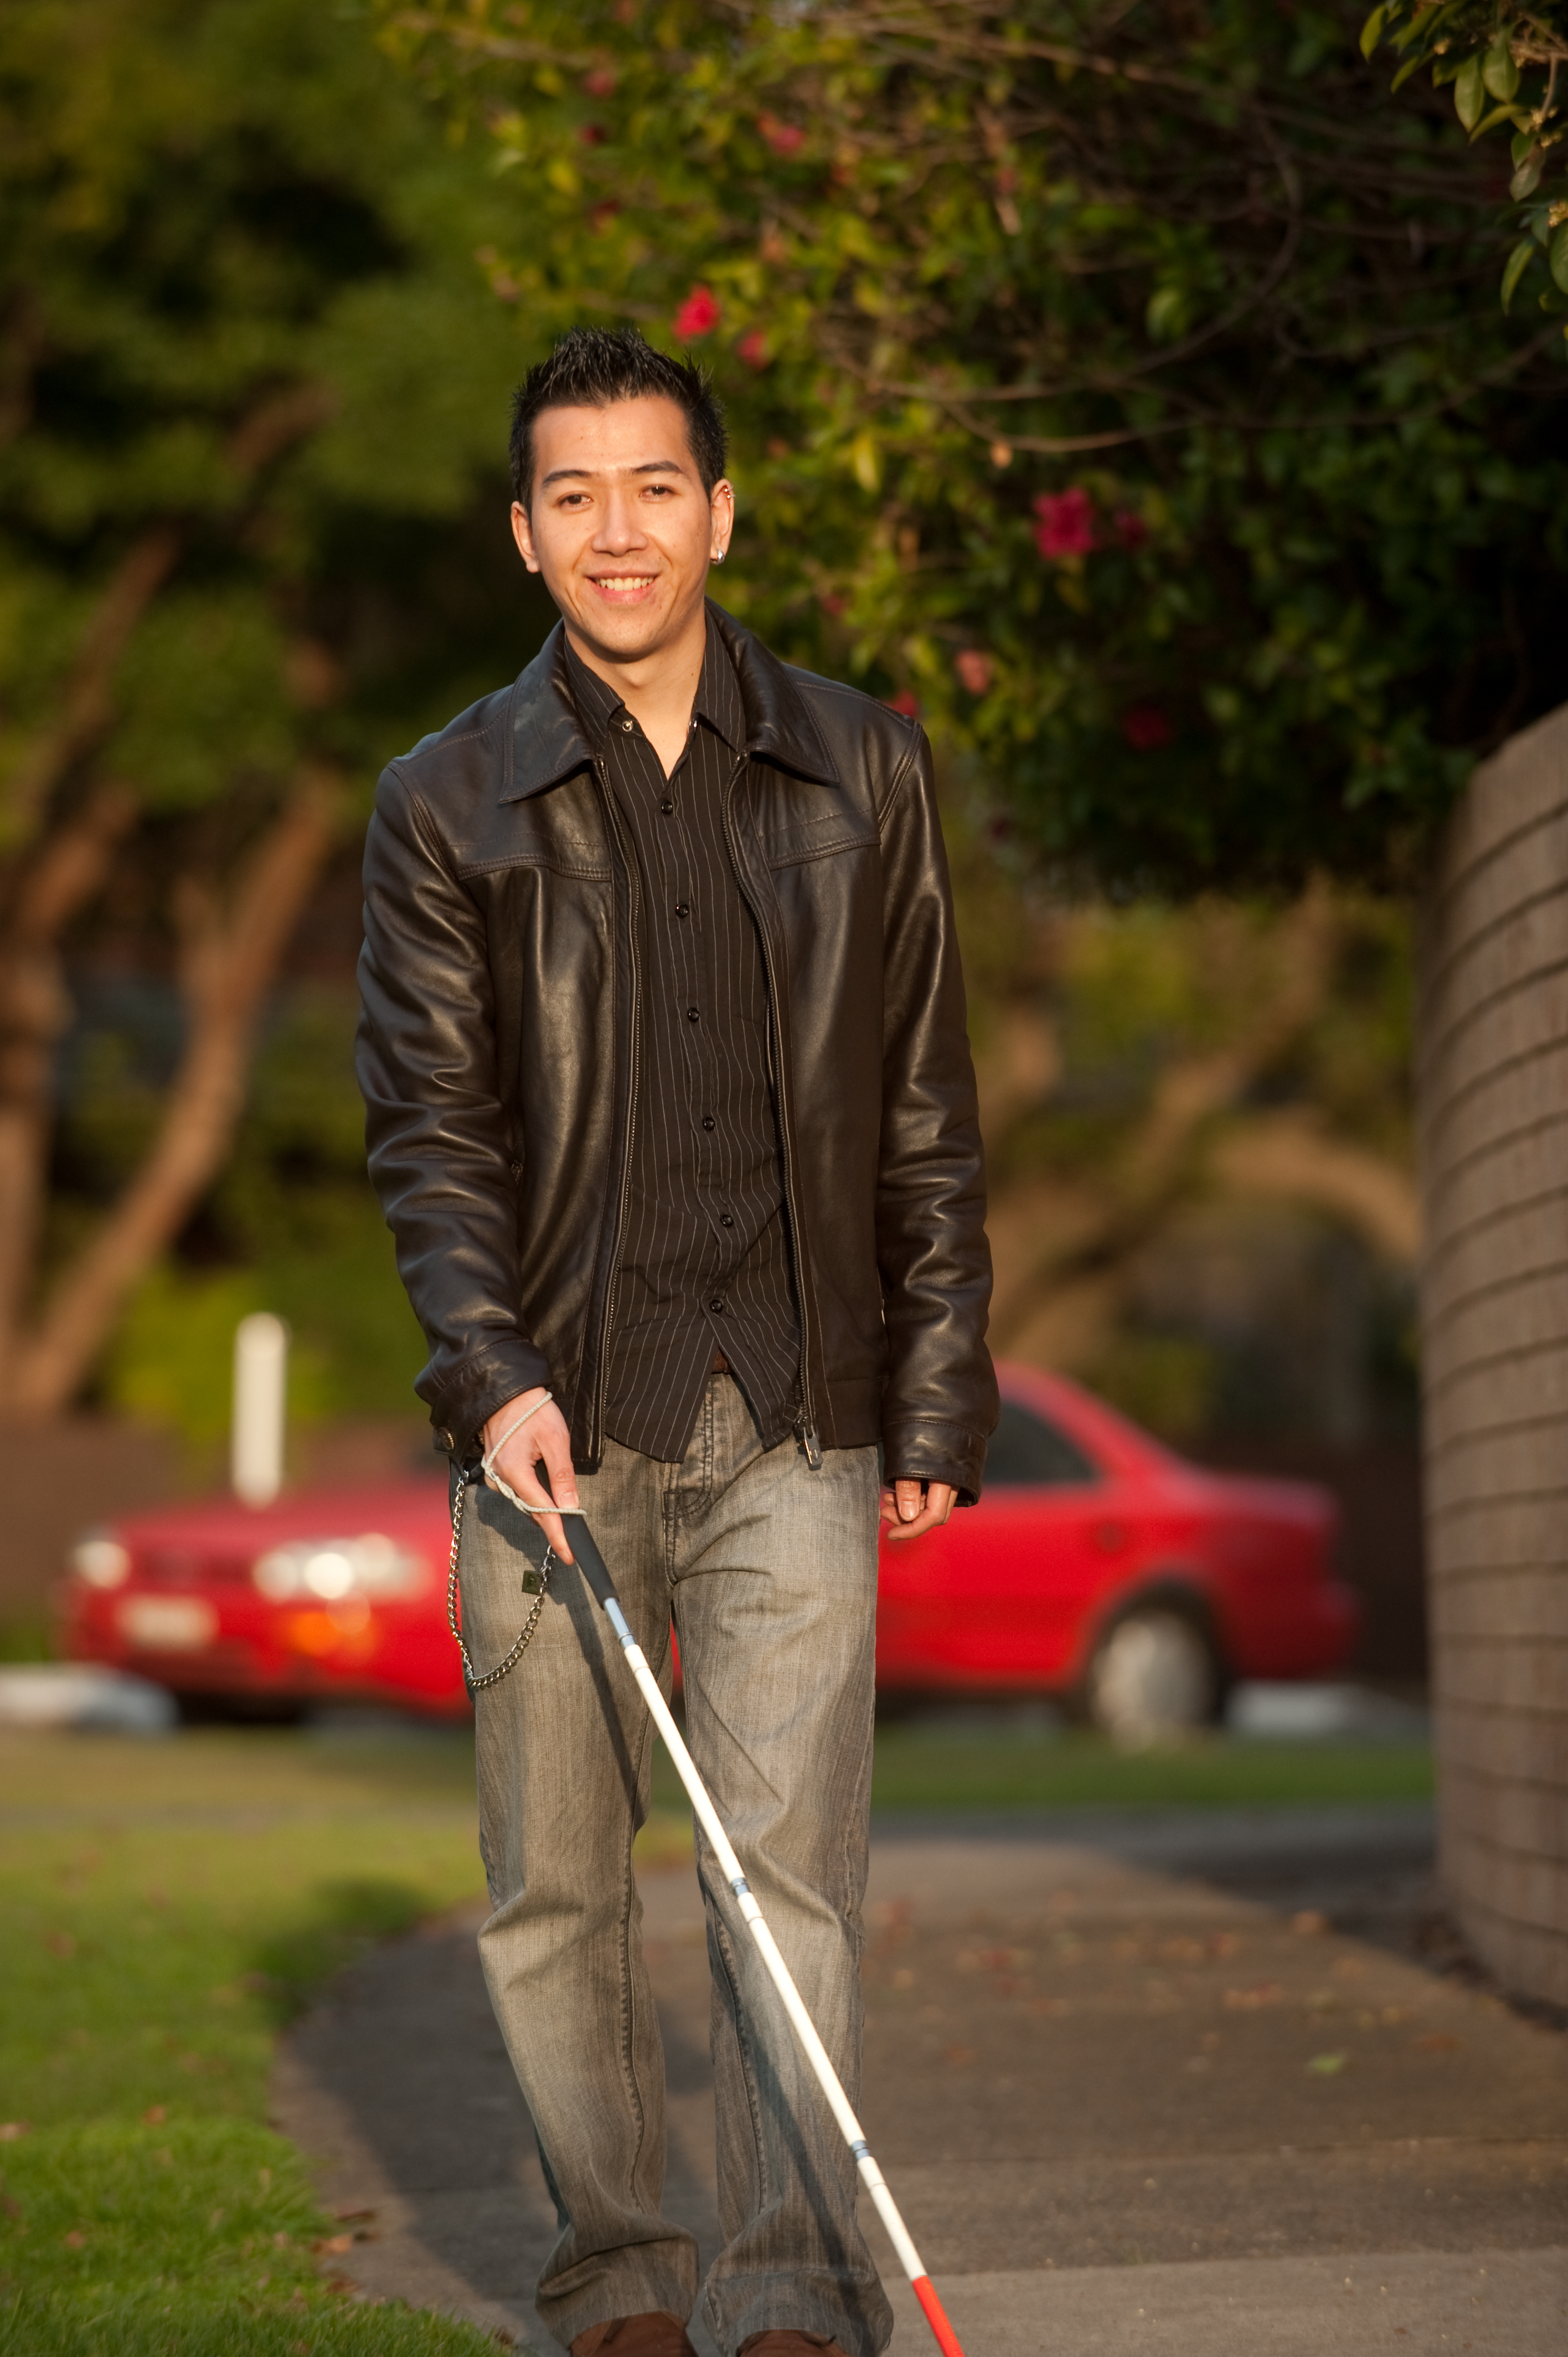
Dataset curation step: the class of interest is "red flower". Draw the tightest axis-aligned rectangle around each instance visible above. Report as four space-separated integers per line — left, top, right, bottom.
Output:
588 200 620 234
954 649 994 697
578 122 607 145
673 285 721 338
736 327 770 370
884 688 921 717
1121 702 1173 751
1031 487 1096 559
582 65 617 97
1113 508 1149 552
757 113 805 154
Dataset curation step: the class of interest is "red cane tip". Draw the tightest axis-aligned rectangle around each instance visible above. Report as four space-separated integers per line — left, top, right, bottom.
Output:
911 2273 966 2357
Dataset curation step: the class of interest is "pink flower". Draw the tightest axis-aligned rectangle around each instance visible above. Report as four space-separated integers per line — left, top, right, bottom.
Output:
582 65 617 97
885 688 921 717
1121 702 1173 751
736 327 770 370
1113 508 1149 552
757 113 805 155
673 285 721 338
954 649 994 697
1031 486 1096 560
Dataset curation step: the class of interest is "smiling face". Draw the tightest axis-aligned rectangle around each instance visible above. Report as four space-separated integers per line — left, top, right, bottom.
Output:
510 394 733 672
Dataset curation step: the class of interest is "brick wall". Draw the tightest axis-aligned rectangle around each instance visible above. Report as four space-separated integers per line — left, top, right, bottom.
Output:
1417 700 1568 2009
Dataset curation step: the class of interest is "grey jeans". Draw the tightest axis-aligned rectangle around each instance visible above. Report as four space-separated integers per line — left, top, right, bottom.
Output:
461 1372 892 2357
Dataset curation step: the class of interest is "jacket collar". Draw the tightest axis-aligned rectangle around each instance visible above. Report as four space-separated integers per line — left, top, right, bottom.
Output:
501 605 840 804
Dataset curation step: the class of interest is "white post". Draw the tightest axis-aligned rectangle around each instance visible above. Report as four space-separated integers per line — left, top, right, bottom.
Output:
231 1313 288 1507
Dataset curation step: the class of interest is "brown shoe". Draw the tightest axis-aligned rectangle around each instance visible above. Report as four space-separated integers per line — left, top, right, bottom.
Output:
571 2314 699 2357
738 2336 847 2357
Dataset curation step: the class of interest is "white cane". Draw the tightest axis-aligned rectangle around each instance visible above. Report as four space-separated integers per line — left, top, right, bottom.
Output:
481 1475 968 2357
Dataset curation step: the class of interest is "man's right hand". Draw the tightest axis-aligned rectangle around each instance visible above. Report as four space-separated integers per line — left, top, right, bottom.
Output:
481 1388 580 1562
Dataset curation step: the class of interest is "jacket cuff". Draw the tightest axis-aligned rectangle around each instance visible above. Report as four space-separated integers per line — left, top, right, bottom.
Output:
426 1339 554 1460
881 1416 988 1507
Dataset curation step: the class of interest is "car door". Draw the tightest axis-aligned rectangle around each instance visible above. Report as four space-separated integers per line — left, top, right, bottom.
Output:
876 1397 1118 1689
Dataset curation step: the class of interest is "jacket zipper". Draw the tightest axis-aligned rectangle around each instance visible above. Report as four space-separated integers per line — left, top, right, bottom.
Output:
721 757 823 1468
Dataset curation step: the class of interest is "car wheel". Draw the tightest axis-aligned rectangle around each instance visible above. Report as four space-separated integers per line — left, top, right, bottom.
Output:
1085 1606 1221 1746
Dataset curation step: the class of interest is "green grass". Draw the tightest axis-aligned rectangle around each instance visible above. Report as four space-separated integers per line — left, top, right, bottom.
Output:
865 1723 1433 1812
0 1728 507 2355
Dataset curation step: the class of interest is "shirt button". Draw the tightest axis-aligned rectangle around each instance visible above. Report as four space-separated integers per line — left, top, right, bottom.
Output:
687 1006 700 1022
621 717 635 732
702 1114 716 1131
720 1212 734 1228
709 1295 725 1314
674 902 689 918
659 796 675 815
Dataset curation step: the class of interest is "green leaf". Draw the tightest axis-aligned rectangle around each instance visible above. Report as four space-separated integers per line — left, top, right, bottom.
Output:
1512 148 1545 199
1502 238 1535 312
1482 37 1519 104
1551 220 1568 296
849 431 882 493
1359 6 1387 60
1454 54 1485 132
1471 104 1529 140
1146 284 1187 342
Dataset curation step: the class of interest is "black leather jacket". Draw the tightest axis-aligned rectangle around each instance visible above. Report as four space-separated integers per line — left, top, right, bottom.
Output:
357 606 997 1498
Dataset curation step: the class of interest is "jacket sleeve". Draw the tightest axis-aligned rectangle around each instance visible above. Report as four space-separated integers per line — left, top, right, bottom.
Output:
875 725 998 1502
356 760 551 1455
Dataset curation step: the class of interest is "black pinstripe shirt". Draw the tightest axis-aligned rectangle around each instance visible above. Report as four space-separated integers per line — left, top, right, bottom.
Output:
564 620 802 1463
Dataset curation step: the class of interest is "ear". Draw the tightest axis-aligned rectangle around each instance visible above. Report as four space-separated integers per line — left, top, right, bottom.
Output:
510 500 541 574
709 477 735 564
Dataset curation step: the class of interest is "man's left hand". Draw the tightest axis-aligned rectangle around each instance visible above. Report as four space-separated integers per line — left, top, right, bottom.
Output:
879 1477 957 1542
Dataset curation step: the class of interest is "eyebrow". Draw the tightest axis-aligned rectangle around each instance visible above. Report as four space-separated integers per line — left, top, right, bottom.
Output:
540 459 690 487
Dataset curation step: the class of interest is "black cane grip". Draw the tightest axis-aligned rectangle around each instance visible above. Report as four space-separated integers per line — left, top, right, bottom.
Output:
566 1516 617 1609
532 1464 618 1609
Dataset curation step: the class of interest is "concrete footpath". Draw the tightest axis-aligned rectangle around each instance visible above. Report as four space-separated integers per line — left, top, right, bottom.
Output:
272 1805 1568 2353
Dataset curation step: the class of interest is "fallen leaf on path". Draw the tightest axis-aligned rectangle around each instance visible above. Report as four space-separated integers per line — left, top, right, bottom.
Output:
1413 2032 1461 2052
1291 1910 1328 1936
1224 1983 1282 2009
1307 2052 1348 2075
942 2045 976 2066
313 2233 353 2254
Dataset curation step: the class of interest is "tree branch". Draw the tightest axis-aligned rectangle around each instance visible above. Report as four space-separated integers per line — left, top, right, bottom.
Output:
3 769 341 1419
2 529 183 843
0 380 337 847
0 783 140 1360
989 883 1342 1349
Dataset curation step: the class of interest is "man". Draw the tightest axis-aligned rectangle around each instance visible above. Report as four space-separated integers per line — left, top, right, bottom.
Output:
357 326 994 2357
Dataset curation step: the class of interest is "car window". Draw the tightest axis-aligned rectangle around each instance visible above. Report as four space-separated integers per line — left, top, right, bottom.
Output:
984 1399 1099 1487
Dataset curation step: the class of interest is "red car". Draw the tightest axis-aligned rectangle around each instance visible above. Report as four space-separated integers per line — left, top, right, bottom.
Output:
58 1363 1357 1737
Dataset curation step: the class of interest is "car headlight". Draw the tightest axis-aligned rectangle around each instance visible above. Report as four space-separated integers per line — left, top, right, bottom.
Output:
252 1533 421 1602
70 1532 132 1589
